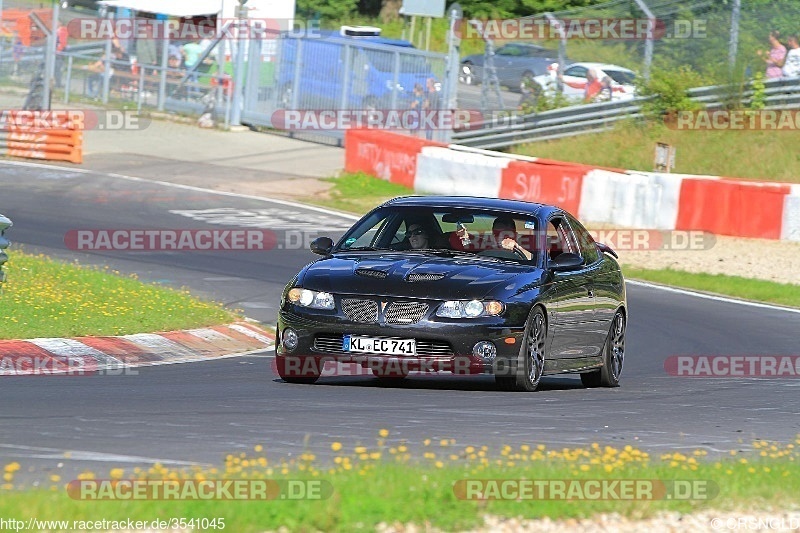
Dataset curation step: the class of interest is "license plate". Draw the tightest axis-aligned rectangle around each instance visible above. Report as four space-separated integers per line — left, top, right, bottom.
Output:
343 335 416 356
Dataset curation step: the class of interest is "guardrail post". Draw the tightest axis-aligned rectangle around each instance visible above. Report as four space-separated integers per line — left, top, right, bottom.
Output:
0 214 12 287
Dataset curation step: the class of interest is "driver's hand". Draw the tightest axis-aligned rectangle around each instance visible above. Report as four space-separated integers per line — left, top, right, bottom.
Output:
501 238 517 250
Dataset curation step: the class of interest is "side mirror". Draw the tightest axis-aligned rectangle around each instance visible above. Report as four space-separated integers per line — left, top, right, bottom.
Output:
550 252 583 272
310 237 334 256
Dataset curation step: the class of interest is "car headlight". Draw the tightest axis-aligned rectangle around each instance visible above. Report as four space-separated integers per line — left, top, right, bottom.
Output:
436 300 504 318
287 288 335 310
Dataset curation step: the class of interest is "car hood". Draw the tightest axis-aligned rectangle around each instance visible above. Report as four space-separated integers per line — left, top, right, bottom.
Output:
299 252 538 300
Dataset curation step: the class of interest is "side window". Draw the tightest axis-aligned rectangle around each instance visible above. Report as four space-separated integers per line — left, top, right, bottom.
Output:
566 215 600 264
563 65 588 78
546 217 577 262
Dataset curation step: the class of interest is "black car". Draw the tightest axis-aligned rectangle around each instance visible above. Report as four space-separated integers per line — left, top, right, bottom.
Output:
460 43 570 93
275 196 626 392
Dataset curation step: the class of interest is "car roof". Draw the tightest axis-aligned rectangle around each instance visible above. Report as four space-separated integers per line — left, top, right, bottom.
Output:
568 61 635 73
313 30 414 48
382 195 550 214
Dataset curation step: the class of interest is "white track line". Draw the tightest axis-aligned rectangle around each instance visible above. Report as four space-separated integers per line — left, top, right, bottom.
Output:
3 160 798 315
626 279 800 315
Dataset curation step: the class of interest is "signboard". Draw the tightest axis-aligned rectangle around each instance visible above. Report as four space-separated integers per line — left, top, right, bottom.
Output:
400 0 446 18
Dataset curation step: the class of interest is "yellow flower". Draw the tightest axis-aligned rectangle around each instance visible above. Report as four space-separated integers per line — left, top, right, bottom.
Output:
254 445 263 453
50 475 61 483
331 442 342 452
378 429 389 438
354 446 367 454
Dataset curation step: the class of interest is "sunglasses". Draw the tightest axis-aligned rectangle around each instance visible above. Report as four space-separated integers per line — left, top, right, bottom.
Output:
405 228 426 237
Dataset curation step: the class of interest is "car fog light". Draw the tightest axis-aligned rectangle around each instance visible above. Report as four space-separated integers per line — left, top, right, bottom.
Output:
473 341 497 361
283 328 299 351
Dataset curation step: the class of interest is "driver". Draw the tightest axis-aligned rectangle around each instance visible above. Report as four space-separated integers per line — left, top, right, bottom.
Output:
406 223 430 249
453 217 534 260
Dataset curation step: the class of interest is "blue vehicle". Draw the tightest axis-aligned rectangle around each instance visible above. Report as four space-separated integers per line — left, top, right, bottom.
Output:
276 26 441 110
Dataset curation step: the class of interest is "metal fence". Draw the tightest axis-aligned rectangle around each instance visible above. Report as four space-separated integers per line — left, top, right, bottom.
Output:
240 33 451 143
452 77 800 150
0 214 11 286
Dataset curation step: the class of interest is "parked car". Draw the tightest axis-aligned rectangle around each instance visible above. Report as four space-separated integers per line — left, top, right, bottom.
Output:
60 0 102 12
460 43 570 93
275 196 627 392
276 26 441 110
530 61 637 103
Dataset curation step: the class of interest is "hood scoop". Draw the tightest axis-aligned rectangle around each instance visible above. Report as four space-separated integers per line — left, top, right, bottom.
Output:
406 272 446 282
355 268 389 279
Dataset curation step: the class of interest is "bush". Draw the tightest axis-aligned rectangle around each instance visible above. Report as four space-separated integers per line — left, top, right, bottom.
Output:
637 66 705 119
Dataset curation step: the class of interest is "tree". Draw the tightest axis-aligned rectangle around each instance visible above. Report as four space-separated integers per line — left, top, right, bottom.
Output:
296 0 358 21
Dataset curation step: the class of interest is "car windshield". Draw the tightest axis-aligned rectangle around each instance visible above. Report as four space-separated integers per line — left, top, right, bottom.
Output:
335 206 540 262
604 69 636 85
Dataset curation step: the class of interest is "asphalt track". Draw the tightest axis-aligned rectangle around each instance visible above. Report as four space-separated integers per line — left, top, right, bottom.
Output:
1 163 799 480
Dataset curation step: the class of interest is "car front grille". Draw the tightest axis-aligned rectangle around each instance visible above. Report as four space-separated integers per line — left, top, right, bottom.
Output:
341 298 379 323
385 301 429 324
406 273 445 282
313 334 454 357
355 268 388 279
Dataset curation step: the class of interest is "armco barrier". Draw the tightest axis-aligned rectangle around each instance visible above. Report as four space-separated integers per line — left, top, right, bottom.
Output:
0 116 83 165
0 214 11 285
344 129 799 241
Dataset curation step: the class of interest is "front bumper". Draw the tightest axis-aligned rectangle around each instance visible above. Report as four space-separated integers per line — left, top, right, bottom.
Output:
276 306 526 376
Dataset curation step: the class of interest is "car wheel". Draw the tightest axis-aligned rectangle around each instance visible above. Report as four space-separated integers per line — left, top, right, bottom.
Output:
276 355 321 385
496 306 546 392
460 62 476 85
581 310 625 388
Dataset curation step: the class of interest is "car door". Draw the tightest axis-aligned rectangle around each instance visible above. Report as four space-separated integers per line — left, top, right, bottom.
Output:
563 215 609 355
546 216 600 359
560 64 589 99
493 44 521 86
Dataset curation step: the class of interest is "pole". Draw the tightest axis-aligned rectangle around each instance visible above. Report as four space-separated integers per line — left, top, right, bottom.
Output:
409 15 416 47
425 16 432 51
101 10 112 104
729 0 741 73
544 14 565 94
44 0 60 110
230 1 247 126
444 4 461 142
633 0 655 81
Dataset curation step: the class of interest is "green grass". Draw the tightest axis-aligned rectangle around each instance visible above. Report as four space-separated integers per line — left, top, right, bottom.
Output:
0 250 237 339
622 266 800 308
1 437 798 532
305 172 416 214
512 120 800 183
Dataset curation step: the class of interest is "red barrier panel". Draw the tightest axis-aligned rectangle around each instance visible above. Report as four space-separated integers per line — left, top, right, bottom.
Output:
499 160 588 214
344 129 443 189
675 178 790 239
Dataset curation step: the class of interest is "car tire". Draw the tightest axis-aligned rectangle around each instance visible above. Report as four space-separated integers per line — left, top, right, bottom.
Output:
276 355 321 385
581 310 625 388
495 306 546 392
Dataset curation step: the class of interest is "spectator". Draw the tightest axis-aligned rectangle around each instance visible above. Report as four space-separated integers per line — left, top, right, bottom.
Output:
424 77 440 140
584 68 604 102
756 30 786 79
12 33 24 78
55 22 69 87
409 83 427 137
135 21 158 76
780 35 800 78
182 39 205 97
